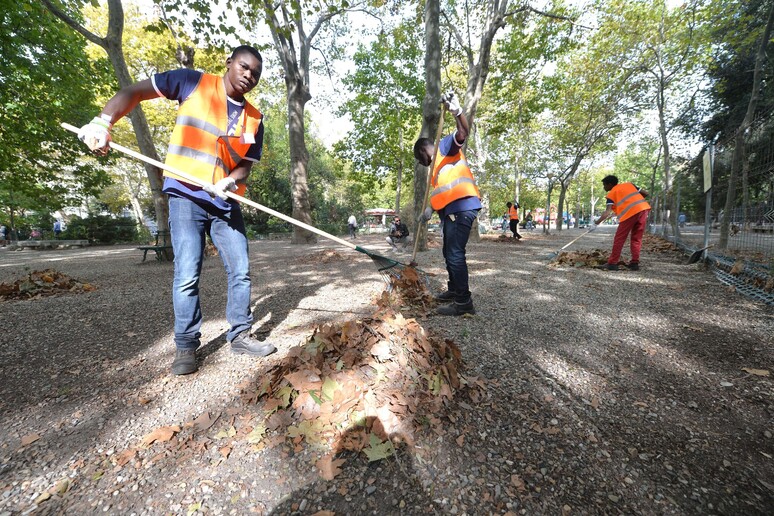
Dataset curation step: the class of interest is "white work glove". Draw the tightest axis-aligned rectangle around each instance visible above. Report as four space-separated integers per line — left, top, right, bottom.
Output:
587 222 598 232
442 91 463 117
420 207 434 222
203 177 237 201
78 115 112 154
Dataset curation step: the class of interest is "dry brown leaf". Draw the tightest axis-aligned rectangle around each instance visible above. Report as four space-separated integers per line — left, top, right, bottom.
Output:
456 434 465 447
316 454 346 481
21 433 40 447
192 411 220 432
219 446 231 458
742 368 769 377
730 260 745 275
141 425 181 446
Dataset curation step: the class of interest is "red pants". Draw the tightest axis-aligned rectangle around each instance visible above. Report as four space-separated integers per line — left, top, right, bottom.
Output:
608 210 649 265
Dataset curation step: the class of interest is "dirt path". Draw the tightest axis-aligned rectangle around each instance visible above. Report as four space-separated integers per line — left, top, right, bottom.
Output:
0 227 772 515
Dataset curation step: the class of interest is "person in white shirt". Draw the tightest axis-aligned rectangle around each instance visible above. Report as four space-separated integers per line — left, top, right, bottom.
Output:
347 214 358 239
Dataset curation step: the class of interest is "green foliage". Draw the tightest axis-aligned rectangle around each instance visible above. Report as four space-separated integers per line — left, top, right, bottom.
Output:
334 21 425 191
0 0 110 225
62 215 139 244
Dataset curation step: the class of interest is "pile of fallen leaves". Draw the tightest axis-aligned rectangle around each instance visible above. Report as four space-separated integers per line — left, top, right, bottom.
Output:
550 249 613 268
641 233 679 253
241 305 483 467
382 266 436 316
294 249 348 265
0 269 96 301
483 234 522 244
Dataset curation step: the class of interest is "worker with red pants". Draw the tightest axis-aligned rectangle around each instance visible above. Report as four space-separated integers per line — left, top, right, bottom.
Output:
588 175 651 271
413 91 481 316
507 201 522 240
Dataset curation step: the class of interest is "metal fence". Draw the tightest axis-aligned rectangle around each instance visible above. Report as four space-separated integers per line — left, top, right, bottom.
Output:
647 108 774 305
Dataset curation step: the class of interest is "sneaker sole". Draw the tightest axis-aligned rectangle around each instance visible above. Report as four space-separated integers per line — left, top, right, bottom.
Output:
231 345 277 357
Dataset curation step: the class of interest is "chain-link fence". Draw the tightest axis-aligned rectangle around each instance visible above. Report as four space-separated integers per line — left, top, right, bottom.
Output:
647 108 774 305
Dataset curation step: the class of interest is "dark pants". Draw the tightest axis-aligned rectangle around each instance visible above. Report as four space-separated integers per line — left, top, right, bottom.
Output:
509 219 522 239
608 210 649 265
442 210 478 304
348 224 357 238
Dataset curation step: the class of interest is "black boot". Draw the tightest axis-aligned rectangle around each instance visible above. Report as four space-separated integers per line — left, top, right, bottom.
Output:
436 300 476 316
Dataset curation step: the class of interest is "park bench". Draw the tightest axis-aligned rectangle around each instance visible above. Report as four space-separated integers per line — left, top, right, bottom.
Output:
8 239 89 250
138 232 172 262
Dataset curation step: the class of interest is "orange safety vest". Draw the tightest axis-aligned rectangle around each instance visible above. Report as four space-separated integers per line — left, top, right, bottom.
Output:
509 205 519 220
164 73 263 197
429 147 480 211
607 182 651 222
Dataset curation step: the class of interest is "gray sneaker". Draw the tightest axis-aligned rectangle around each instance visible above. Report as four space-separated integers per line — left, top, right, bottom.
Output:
171 349 198 375
230 331 277 357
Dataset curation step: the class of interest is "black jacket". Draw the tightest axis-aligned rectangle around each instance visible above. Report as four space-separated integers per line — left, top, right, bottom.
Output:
389 222 409 238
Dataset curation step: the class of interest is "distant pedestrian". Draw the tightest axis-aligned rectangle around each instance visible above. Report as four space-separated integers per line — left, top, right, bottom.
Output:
588 175 651 271
501 212 508 234
0 225 7 246
53 220 62 239
678 213 686 227
347 214 358 239
386 216 409 250
507 201 522 240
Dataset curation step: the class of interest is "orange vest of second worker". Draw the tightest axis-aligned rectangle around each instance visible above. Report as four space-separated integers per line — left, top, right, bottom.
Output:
509 205 519 220
429 148 480 211
163 73 263 197
607 182 651 222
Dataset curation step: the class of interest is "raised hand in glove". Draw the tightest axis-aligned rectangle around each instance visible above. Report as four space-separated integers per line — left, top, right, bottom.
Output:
203 177 237 201
420 207 434 223
442 91 463 117
587 222 598 232
78 115 112 155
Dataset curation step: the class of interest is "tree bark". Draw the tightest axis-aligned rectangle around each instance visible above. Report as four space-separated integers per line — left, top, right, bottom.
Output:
719 0 774 248
42 0 170 253
413 0 442 251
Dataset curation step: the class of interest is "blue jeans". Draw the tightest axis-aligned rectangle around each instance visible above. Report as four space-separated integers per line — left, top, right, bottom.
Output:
441 209 478 304
168 196 252 350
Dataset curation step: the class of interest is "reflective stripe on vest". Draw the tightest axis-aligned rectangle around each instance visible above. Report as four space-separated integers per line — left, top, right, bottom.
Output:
429 149 480 210
164 74 262 197
608 183 651 222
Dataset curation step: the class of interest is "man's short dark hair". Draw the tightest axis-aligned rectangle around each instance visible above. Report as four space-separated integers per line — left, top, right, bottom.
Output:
602 175 618 187
413 138 432 160
231 45 262 63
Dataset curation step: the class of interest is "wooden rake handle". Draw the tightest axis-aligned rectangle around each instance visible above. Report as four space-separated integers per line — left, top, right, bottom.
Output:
410 105 447 264
61 122 357 251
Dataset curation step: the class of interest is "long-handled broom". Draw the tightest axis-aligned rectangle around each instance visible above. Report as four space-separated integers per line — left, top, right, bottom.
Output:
62 123 424 286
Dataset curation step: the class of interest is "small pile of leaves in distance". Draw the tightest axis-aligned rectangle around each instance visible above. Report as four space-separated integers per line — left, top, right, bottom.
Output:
240 306 484 466
550 249 614 268
485 234 521 244
0 269 96 301
382 266 436 316
641 233 679 253
294 249 348 265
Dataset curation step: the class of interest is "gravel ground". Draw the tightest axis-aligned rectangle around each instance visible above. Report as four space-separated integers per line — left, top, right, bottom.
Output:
0 226 772 515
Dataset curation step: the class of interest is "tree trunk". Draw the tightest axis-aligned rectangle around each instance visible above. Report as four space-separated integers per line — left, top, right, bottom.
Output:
719 0 774 248
42 0 170 254
288 87 316 243
413 0 442 251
